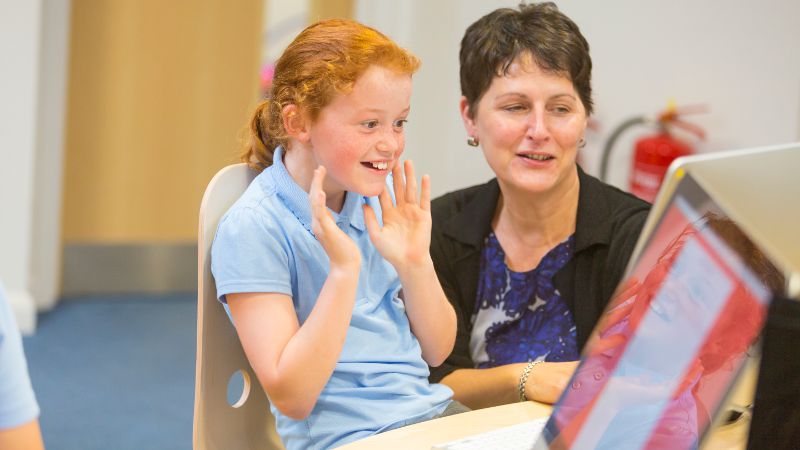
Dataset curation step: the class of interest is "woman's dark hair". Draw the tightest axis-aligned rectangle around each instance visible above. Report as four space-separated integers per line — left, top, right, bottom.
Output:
460 2 593 118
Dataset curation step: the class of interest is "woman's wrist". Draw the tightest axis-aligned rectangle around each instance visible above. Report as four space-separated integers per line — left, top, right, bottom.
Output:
518 360 544 402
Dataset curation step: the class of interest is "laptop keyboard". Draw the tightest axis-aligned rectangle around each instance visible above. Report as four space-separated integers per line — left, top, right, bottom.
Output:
430 417 548 450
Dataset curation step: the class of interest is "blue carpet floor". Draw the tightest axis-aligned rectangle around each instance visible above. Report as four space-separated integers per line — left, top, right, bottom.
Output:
22 293 196 450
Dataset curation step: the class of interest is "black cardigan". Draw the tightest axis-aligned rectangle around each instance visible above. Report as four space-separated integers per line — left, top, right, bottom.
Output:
428 166 650 383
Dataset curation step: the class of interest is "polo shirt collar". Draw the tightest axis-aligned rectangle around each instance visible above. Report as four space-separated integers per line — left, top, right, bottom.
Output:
266 147 366 234
441 166 614 253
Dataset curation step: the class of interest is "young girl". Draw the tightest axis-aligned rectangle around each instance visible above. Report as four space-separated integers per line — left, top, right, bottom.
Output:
211 19 461 450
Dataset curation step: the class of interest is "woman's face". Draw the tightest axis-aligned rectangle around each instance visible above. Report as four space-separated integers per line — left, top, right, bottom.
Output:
462 54 587 196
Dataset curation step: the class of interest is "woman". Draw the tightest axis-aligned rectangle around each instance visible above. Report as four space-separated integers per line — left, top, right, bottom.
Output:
429 2 650 409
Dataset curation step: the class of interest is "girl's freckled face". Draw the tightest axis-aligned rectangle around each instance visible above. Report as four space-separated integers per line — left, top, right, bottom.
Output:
307 65 412 200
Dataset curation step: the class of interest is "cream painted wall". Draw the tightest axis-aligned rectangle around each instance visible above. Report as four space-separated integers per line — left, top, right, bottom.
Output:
0 0 70 332
32 0 71 313
310 0 353 21
0 0 43 332
262 0 353 68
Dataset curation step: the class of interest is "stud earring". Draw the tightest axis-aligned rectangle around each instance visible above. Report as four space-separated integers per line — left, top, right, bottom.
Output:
467 136 480 147
578 137 586 149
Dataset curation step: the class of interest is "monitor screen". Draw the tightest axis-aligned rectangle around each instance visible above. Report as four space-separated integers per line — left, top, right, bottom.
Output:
538 174 783 450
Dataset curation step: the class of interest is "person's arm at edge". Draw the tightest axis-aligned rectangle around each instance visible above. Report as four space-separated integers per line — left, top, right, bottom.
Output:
0 280 44 449
0 420 44 450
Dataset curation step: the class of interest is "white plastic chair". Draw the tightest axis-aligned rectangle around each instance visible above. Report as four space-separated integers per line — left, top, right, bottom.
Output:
194 163 284 450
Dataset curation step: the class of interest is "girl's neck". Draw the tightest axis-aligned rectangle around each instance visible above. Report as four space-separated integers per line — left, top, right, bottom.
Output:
283 143 346 212
493 169 580 249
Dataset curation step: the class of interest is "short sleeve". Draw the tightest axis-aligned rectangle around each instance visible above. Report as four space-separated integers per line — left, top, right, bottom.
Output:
211 206 293 303
0 284 40 429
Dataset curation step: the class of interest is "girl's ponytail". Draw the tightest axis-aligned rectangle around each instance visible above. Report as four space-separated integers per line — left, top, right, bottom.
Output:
241 99 279 171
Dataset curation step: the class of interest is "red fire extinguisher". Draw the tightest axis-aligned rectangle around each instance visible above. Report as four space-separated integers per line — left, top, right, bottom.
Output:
600 104 706 203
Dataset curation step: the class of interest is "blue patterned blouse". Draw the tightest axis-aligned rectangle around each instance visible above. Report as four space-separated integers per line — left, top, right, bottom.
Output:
470 232 578 368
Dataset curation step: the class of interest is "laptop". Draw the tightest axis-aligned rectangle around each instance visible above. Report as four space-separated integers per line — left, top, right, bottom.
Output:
434 160 786 450
536 170 783 449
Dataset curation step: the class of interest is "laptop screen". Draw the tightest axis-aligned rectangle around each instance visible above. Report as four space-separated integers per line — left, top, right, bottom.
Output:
537 174 783 450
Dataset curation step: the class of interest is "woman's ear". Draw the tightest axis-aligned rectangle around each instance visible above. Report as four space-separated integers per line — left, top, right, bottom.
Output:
459 97 477 137
282 104 310 143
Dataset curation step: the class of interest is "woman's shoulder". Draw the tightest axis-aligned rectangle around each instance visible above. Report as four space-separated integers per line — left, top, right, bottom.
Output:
578 168 650 224
574 168 651 254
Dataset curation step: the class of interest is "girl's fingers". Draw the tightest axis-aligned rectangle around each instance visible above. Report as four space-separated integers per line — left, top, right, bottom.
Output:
391 161 405 205
310 166 330 233
404 160 417 205
315 191 327 222
420 174 431 211
362 204 380 242
311 165 324 187
310 166 325 203
376 186 392 214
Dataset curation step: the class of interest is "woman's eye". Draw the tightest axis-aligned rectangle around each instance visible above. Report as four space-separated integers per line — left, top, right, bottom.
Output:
362 120 379 129
551 106 571 114
503 104 526 112
393 119 408 128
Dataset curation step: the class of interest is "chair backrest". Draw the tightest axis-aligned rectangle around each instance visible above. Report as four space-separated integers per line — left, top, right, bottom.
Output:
194 163 284 450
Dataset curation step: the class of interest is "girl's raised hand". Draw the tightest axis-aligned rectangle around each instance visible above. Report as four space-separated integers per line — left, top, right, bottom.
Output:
310 166 361 270
363 160 432 271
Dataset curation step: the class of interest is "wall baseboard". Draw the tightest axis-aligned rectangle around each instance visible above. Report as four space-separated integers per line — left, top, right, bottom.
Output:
62 243 196 296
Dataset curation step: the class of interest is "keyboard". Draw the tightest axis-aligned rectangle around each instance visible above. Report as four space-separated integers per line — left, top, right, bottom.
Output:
430 417 548 450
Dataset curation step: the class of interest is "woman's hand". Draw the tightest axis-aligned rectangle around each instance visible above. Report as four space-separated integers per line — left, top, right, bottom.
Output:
310 166 361 271
521 361 579 404
363 160 432 270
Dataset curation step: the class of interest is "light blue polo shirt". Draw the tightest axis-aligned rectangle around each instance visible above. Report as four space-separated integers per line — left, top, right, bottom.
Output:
0 281 40 429
211 147 452 450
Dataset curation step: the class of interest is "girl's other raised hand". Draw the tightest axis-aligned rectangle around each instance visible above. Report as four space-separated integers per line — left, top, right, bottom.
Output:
309 166 361 271
363 160 432 271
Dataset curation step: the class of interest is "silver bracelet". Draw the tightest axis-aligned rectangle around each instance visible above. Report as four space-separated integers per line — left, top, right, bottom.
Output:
518 360 544 402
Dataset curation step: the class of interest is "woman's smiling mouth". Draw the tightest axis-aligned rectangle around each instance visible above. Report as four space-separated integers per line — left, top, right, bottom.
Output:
519 153 554 161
